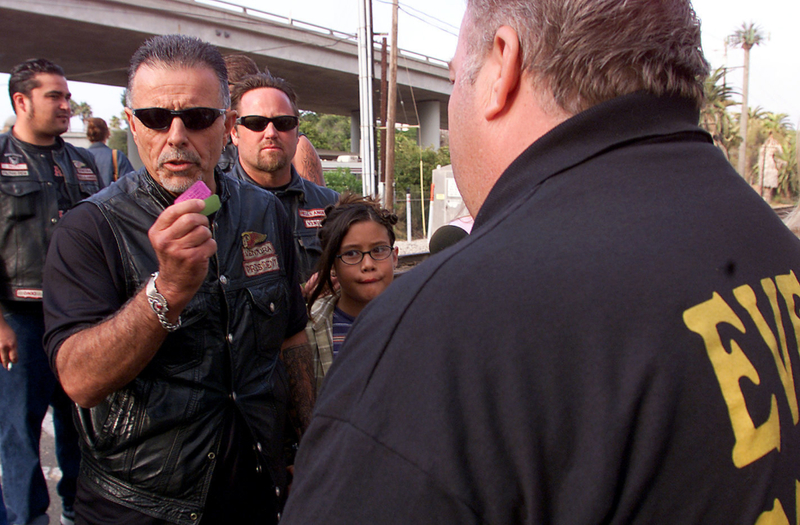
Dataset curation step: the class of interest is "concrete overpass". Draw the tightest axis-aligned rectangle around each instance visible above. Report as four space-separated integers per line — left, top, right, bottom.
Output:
0 0 452 149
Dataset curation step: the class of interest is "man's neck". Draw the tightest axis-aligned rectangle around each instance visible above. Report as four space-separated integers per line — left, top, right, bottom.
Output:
11 125 57 147
246 165 292 190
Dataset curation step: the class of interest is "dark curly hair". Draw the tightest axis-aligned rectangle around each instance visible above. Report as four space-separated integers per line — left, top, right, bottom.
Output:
308 193 398 309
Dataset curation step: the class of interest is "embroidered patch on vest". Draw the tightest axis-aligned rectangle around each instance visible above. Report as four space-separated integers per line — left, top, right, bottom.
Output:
298 208 325 228
15 288 43 300
72 160 98 182
54 165 64 178
1 154 28 177
242 231 279 277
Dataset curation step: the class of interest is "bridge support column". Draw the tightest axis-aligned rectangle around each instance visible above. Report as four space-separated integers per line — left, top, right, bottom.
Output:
351 111 360 154
418 100 441 150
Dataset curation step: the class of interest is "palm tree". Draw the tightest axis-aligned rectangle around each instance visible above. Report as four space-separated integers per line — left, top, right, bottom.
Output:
700 67 740 160
69 100 93 128
728 22 765 179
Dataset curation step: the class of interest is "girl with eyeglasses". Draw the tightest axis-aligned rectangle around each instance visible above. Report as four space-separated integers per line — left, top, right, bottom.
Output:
305 193 398 392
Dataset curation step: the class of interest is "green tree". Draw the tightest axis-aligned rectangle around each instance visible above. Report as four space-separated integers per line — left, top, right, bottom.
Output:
728 22 765 180
391 129 451 238
69 100 93 128
325 167 362 194
300 112 351 152
700 67 740 160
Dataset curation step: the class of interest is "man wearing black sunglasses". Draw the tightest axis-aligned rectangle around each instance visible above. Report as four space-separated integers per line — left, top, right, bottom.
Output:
230 74 338 284
42 35 314 525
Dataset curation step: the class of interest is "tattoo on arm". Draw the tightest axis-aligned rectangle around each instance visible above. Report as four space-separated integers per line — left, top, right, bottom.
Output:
282 342 316 438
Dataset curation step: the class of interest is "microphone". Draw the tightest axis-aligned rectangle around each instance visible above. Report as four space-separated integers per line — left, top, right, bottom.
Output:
429 225 469 255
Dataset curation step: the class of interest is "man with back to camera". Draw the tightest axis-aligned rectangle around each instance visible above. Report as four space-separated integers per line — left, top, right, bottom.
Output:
230 74 338 283
282 0 800 523
42 35 315 524
0 58 101 525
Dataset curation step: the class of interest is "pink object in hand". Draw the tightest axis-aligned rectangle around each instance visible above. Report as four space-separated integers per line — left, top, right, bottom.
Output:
175 180 212 204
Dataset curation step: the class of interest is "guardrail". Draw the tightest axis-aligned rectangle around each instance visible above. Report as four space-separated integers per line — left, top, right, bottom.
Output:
194 0 449 67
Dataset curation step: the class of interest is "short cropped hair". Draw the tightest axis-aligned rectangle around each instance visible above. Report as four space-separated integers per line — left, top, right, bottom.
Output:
86 117 110 143
463 0 709 114
230 74 299 117
224 55 260 85
126 34 229 108
8 59 65 112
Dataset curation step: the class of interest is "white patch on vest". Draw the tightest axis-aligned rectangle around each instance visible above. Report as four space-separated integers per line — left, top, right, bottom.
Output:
242 236 279 276
15 289 43 299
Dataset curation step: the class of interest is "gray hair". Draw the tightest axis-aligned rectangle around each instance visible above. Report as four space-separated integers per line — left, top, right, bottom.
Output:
126 34 230 108
462 0 710 114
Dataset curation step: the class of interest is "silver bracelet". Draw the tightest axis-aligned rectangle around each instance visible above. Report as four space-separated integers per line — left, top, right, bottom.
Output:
145 272 182 332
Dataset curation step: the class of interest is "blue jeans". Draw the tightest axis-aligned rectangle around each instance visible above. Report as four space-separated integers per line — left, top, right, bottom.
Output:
0 480 7 525
0 309 80 525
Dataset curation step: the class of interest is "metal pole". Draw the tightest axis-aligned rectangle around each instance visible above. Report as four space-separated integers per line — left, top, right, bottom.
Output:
357 0 376 196
406 188 412 241
385 0 399 210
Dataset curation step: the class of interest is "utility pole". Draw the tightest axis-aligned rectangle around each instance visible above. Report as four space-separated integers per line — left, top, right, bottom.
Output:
385 0 399 211
357 0 376 196
380 37 388 197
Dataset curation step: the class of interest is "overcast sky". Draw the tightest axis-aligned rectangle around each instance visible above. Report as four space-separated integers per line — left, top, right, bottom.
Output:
0 0 796 129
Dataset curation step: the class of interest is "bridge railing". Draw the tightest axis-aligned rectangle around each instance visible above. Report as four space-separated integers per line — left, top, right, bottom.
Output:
194 0 449 68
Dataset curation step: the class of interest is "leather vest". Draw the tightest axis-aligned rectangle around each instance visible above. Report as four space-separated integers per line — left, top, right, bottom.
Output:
232 161 338 281
0 132 101 303
77 169 294 524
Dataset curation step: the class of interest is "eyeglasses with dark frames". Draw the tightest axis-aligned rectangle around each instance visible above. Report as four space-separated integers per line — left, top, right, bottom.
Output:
236 115 299 133
336 245 394 265
132 107 226 131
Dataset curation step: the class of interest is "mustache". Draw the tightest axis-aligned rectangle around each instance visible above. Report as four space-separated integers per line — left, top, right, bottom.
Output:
158 149 201 166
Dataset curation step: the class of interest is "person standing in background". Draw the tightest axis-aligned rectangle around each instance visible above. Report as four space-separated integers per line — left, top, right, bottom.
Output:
0 58 101 525
85 117 134 186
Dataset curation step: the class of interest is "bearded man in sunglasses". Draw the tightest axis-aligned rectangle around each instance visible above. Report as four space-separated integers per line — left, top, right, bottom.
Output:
42 35 315 524
230 74 339 284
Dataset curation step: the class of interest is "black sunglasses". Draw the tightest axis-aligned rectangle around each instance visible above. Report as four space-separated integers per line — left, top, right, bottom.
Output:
236 115 299 133
132 107 226 131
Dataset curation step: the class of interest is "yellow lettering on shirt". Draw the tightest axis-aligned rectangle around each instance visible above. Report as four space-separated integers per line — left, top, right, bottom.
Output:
683 292 781 468
736 280 799 425
754 498 790 525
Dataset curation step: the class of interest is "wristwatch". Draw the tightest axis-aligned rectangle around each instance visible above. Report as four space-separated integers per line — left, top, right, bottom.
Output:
145 272 182 332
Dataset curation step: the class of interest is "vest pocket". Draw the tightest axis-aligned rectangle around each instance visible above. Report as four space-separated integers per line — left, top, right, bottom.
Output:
247 281 289 357
0 180 41 220
148 293 208 375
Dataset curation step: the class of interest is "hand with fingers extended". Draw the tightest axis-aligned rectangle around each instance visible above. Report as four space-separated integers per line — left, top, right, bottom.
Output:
148 198 218 315
0 314 17 371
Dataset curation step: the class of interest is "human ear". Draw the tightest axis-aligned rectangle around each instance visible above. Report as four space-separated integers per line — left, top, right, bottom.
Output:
484 25 522 121
12 93 27 115
124 107 138 143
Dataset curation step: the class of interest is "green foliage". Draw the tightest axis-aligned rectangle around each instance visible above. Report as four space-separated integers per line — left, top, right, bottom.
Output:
700 67 740 160
728 22 766 51
325 167 362 194
300 112 351 151
390 129 451 238
69 100 92 127
108 129 128 155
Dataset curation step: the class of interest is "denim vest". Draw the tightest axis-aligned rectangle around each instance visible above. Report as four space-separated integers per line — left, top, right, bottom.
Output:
77 169 294 524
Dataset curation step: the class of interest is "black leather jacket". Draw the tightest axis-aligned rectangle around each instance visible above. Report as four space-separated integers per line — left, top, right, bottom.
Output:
76 169 302 524
232 161 338 282
0 132 101 303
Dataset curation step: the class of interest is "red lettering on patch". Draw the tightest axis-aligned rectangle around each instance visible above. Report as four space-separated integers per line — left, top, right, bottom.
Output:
242 236 279 276
304 219 322 228
15 288 43 300
298 208 325 219
76 168 97 182
244 255 280 277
